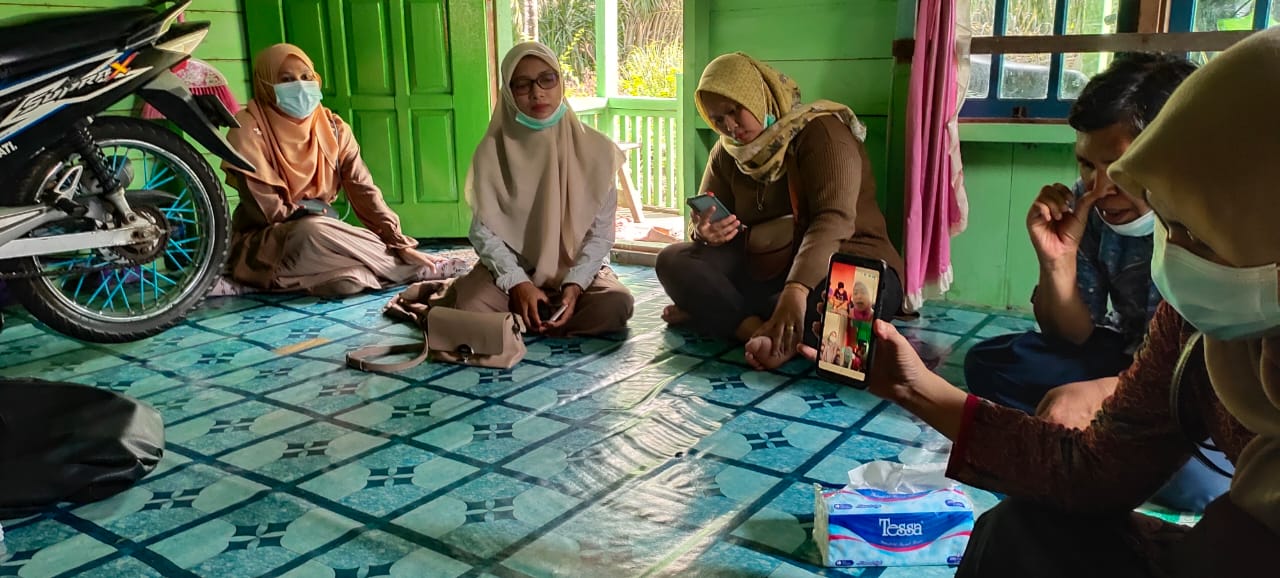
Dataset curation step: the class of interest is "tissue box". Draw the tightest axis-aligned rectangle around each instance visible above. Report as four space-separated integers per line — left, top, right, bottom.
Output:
813 462 974 568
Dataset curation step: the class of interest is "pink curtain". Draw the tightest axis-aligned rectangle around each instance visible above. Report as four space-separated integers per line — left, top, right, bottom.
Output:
903 0 970 313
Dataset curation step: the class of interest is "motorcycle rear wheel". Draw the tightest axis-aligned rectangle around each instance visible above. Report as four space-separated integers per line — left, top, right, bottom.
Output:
3 116 230 343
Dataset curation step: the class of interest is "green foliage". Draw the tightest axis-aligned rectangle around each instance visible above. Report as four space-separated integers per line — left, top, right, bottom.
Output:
510 0 681 98
618 41 681 98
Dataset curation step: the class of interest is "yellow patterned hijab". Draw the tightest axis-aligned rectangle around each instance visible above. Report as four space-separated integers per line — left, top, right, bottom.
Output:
694 52 866 183
1110 27 1280 536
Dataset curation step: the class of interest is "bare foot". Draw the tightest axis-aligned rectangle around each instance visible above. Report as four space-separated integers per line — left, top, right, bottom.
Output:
744 335 796 371
662 305 692 325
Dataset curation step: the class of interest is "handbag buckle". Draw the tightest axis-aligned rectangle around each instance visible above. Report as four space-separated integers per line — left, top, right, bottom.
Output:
457 344 473 364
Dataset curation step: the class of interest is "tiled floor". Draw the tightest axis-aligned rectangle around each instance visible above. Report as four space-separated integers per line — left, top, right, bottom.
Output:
0 264 1081 577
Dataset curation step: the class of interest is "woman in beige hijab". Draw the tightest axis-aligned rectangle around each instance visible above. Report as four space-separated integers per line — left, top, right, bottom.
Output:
802 29 1280 577
222 44 451 296
442 42 633 336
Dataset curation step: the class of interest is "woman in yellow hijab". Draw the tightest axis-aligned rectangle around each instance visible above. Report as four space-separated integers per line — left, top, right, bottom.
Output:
223 44 451 296
803 30 1280 576
657 52 905 370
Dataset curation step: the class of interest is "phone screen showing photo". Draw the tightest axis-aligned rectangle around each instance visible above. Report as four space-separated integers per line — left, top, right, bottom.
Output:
817 261 881 383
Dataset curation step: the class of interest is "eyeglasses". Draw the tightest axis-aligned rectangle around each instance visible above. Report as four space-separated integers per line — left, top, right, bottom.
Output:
509 72 559 96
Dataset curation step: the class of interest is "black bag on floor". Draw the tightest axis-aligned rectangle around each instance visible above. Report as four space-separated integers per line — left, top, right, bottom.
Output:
0 379 164 518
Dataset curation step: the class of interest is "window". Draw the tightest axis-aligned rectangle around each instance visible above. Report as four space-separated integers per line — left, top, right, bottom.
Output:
1168 0 1279 65
964 0 1118 119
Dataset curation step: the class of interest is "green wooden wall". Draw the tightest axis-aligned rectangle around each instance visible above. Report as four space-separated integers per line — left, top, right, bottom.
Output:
948 134 1078 310
682 0 904 244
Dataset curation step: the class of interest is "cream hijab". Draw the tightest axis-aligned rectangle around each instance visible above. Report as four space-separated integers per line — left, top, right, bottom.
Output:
466 42 622 288
694 52 866 183
1110 27 1280 536
225 44 340 202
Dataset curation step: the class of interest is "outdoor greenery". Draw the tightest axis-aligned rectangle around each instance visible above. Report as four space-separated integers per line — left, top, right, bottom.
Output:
510 0 683 98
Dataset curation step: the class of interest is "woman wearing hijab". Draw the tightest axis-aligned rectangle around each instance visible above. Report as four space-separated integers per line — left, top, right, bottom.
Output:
656 52 905 370
804 29 1280 576
223 44 449 297
440 42 633 336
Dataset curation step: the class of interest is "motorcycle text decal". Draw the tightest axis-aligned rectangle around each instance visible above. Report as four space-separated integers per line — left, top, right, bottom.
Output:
0 141 15 158
0 52 153 141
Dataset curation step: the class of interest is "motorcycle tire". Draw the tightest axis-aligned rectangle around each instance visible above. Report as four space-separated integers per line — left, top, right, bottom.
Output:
3 116 230 343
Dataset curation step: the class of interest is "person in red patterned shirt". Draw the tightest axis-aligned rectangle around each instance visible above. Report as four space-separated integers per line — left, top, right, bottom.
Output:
802 29 1280 576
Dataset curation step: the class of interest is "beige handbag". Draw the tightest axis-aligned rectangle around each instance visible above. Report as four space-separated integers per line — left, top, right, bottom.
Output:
346 281 527 372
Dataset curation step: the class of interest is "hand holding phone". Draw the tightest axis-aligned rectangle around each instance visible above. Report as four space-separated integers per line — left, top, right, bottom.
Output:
687 192 744 246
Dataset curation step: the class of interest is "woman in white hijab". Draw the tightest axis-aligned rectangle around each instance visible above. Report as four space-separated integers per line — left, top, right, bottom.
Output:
442 42 633 336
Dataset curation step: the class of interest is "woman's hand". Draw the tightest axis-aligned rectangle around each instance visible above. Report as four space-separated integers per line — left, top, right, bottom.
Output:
799 320 967 439
859 320 935 403
543 284 583 335
1027 183 1102 267
509 282 551 333
397 248 445 273
693 199 742 246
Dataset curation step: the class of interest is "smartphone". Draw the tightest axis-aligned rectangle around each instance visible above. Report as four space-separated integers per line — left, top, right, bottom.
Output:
815 253 888 389
687 193 734 222
537 301 569 323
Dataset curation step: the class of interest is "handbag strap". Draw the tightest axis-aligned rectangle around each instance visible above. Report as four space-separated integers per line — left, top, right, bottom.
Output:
346 325 431 372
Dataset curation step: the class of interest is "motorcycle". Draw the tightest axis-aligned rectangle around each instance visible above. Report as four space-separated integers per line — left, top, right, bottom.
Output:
0 0 253 342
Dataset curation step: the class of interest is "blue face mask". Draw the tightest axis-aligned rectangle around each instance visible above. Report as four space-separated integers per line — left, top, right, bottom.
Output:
516 102 567 130
273 80 323 119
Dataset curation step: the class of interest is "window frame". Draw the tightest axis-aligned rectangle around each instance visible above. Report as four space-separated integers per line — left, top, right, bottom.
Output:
1167 0 1274 33
962 0 1078 120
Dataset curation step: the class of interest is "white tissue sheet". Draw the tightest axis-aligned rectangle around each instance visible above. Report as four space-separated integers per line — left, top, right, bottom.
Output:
814 461 974 567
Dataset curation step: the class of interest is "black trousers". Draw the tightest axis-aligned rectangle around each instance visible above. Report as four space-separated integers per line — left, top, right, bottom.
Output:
955 497 1274 577
655 241 903 342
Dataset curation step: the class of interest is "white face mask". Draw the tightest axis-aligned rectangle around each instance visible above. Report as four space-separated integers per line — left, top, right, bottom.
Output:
1102 209 1156 237
1151 220 1280 341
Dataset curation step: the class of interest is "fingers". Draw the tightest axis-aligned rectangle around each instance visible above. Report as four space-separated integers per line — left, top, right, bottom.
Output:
872 319 902 342
797 344 818 362
520 303 539 333
1074 185 1106 214
1031 184 1075 221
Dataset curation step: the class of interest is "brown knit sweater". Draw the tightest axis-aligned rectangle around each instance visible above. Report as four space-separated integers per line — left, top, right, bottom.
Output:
698 115 905 296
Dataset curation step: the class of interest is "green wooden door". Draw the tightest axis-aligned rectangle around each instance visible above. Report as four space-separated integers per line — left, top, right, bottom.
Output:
242 0 491 238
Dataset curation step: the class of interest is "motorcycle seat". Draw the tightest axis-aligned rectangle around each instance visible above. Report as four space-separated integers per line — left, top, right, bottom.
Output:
0 7 158 85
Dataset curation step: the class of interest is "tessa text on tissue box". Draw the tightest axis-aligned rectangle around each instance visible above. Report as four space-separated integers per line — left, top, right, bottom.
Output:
813 461 974 568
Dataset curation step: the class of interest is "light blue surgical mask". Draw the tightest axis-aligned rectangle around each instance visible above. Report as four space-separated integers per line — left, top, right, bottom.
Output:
273 80 323 119
1103 208 1156 237
516 102 567 130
